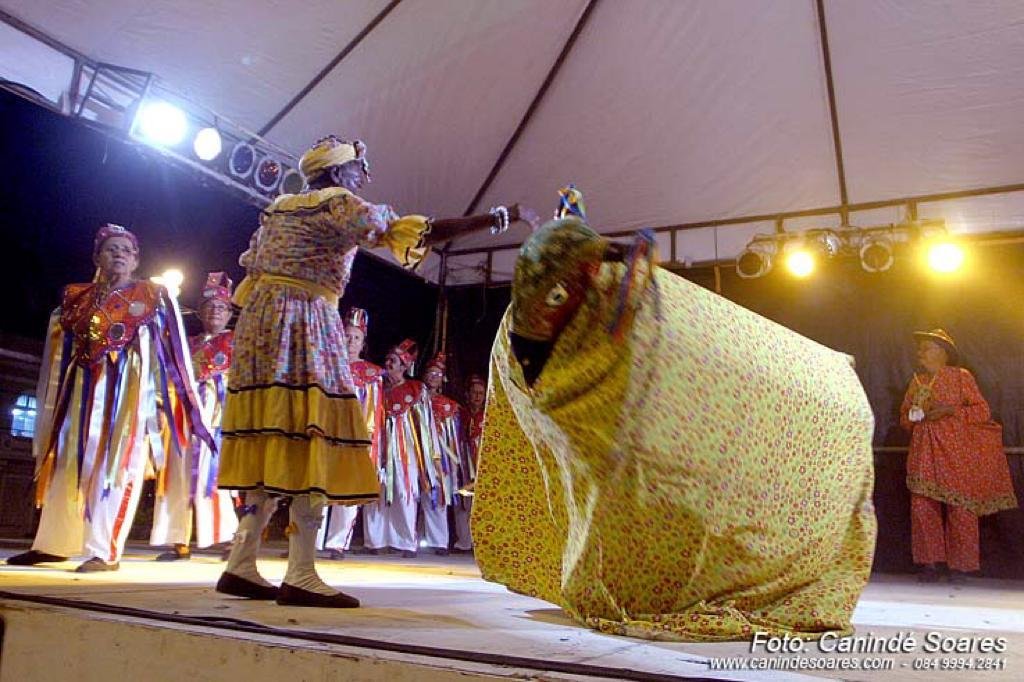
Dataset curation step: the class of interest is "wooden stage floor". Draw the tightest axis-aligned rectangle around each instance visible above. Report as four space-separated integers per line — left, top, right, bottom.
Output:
1 547 1022 681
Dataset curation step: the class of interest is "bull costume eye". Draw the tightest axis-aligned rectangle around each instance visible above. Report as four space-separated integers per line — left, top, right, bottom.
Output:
545 283 570 307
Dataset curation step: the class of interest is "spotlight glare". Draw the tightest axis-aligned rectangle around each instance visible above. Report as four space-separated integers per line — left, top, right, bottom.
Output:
785 249 815 278
137 101 188 147
193 127 223 161
151 268 185 298
927 242 964 273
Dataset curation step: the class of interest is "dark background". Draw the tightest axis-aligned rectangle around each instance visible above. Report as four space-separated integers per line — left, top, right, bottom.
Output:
3 88 1022 575
0 89 438 361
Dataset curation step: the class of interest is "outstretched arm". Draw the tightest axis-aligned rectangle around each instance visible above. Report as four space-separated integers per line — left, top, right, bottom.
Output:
423 204 539 247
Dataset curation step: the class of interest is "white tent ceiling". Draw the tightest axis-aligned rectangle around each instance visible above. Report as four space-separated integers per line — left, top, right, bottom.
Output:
3 0 1024 282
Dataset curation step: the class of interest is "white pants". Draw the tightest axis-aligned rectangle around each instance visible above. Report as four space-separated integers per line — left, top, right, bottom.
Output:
32 438 147 563
317 504 359 551
420 496 449 550
151 488 237 548
453 497 473 550
150 442 237 548
363 453 419 552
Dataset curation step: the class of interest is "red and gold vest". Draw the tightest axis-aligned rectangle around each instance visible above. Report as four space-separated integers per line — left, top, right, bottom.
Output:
189 330 233 382
350 359 383 389
431 394 462 425
60 281 161 366
385 379 425 418
467 408 485 446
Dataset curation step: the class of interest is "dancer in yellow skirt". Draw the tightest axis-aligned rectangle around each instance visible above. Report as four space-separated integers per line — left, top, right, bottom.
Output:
216 135 533 607
472 190 877 640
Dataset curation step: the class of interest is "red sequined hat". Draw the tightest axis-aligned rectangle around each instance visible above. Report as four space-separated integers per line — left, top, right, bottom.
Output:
93 223 139 257
390 339 418 368
200 272 233 306
344 307 369 333
425 352 446 376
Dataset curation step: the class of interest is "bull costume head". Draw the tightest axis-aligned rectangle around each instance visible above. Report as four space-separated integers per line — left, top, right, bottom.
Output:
511 221 643 386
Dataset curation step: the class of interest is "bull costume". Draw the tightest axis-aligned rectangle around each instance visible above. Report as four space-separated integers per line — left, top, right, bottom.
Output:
216 135 523 606
316 307 384 558
471 190 877 641
8 224 213 572
150 273 240 560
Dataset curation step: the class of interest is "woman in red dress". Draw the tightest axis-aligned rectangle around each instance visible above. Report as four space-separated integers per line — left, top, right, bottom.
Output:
900 329 1017 582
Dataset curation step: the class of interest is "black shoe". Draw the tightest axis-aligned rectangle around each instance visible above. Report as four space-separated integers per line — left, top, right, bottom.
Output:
324 549 345 560
917 565 940 583
948 571 970 584
433 548 449 556
6 550 67 566
215 572 279 600
401 550 417 558
155 548 191 561
75 557 119 573
276 582 359 608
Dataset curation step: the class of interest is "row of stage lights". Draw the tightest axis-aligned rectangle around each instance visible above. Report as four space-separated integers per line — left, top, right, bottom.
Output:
132 100 303 197
735 220 965 280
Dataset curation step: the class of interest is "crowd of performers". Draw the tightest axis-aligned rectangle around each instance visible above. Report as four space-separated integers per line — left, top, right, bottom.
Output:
7 136 503 609
5 134 1018 638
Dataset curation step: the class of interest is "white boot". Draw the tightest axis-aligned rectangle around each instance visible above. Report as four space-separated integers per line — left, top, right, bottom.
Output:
277 495 359 608
217 491 277 599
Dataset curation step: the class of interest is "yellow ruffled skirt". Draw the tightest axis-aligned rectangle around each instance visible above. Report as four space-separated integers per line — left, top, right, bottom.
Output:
219 279 378 502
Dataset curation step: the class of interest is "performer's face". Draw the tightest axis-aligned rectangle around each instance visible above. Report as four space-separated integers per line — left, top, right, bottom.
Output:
917 339 948 371
331 161 365 191
424 368 443 391
346 326 365 359
200 299 231 334
468 383 486 410
94 236 139 280
385 352 406 381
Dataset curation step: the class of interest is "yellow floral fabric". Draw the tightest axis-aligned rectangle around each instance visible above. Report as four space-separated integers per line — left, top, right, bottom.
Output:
472 263 877 642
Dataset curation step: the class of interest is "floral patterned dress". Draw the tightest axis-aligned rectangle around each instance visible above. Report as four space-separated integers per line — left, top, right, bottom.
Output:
219 187 428 501
900 366 1017 515
472 224 877 642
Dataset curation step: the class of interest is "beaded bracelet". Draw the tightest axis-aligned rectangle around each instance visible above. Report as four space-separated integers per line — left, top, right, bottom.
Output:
489 205 510 235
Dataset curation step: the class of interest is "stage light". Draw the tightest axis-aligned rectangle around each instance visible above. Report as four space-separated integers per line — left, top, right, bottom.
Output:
927 242 964 273
254 157 283 192
151 268 184 298
229 142 257 179
736 242 774 279
279 168 304 195
785 249 815 278
137 101 188 147
860 236 894 272
193 127 223 161
816 231 843 257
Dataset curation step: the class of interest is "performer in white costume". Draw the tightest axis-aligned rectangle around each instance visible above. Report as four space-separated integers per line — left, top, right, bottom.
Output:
7 224 212 572
316 308 383 559
362 340 440 557
453 373 486 552
421 353 465 555
150 273 240 560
